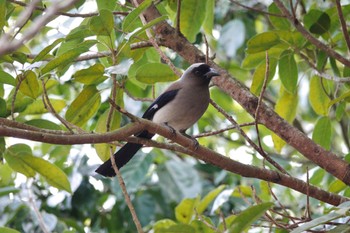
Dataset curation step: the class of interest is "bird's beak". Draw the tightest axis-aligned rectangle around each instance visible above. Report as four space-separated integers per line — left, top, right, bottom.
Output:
205 68 220 79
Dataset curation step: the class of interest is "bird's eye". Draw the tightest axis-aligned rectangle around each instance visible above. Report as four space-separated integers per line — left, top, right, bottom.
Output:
194 70 200 76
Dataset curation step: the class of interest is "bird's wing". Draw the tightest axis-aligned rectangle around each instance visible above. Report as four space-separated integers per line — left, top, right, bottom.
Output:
142 88 180 120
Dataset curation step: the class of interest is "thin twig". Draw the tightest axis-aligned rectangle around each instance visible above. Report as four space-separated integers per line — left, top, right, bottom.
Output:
41 79 83 133
109 147 144 233
335 0 350 54
195 122 255 138
254 51 270 154
305 166 311 220
210 99 288 175
176 0 181 35
27 182 49 233
230 0 285 18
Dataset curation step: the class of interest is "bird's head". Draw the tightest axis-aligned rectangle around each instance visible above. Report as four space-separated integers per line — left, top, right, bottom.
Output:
181 63 220 85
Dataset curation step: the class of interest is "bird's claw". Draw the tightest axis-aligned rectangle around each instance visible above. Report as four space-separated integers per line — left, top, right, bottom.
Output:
164 122 177 137
181 131 199 150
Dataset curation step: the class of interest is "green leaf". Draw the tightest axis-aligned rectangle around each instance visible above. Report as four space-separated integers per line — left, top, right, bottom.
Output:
291 202 350 233
175 197 200 224
66 25 94 41
272 87 298 152
41 40 96 74
127 15 168 40
0 227 21 233
0 186 20 196
180 0 207 42
312 116 332 150
0 98 6 117
304 9 331 35
65 85 101 127
25 119 62 130
197 185 226 214
250 58 277 95
135 63 179 84
268 3 290 30
246 32 280 54
122 0 153 32
73 63 106 85
190 219 216 233
33 38 64 62
16 70 40 99
154 219 177 233
89 9 114 36
242 47 284 69
0 0 6 30
203 0 215 35
4 144 71 192
328 179 346 193
0 70 15 86
309 76 330 116
279 51 298 94
229 202 274 233
4 144 36 177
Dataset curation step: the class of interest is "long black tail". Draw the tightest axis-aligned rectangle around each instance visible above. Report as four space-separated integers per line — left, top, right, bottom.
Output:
95 142 143 177
95 131 154 177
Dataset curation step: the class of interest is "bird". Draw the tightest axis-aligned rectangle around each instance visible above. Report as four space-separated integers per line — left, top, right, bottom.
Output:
95 63 220 177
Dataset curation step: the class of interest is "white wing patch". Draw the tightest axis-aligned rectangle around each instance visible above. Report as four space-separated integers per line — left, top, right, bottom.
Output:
151 104 159 110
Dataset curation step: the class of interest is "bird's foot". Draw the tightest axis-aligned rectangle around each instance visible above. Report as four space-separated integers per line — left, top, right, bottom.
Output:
180 131 199 150
164 122 176 136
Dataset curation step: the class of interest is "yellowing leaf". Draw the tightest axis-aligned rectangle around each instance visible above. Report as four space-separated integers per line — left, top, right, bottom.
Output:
4 144 36 177
16 70 40 99
309 76 330 116
175 197 200 224
73 63 106 85
250 58 277 95
65 85 101 127
22 99 65 115
272 87 298 152
94 104 122 161
4 144 71 192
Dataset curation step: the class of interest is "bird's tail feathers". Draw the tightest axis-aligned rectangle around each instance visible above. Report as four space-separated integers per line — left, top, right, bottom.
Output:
95 143 143 177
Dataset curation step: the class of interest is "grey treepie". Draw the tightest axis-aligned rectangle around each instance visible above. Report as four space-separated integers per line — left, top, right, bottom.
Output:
95 63 220 177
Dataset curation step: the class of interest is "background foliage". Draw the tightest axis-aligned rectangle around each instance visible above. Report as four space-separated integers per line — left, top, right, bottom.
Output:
1 0 350 232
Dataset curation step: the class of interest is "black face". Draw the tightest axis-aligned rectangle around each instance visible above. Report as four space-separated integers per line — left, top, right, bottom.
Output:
192 64 211 77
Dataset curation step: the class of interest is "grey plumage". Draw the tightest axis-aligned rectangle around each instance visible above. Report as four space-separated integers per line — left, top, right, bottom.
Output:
95 63 220 177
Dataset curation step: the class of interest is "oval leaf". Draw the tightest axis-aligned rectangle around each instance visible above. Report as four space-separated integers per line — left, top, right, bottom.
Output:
89 9 114 36
312 116 332 150
175 197 200 224
122 0 153 32
0 70 15 86
250 58 277 95
279 50 298 93
65 85 101 127
272 87 298 152
309 76 330 116
16 70 40 99
246 32 280 54
41 40 96 74
4 144 36 177
180 0 207 43
304 9 331 35
135 63 179 84
229 202 274 233
73 63 106 85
